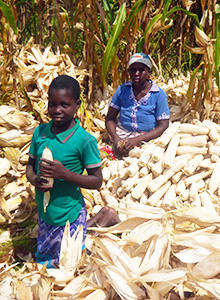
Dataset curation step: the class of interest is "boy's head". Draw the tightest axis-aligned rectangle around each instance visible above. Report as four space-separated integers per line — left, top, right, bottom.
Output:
48 74 80 101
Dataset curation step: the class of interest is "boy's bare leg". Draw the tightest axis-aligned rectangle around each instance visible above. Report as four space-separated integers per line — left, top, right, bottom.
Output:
87 206 121 228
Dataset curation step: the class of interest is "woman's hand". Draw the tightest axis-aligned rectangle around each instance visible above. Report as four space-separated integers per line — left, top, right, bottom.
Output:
120 136 142 153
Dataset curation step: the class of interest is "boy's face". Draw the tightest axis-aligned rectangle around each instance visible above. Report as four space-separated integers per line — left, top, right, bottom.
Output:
48 88 81 126
128 62 152 87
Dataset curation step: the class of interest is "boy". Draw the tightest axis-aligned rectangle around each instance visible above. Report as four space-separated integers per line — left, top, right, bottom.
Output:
26 74 103 268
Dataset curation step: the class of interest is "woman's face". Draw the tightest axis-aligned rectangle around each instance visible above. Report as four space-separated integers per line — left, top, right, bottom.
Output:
128 62 151 87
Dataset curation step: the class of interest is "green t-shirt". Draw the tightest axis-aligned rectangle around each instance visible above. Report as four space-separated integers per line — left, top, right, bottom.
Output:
28 119 101 226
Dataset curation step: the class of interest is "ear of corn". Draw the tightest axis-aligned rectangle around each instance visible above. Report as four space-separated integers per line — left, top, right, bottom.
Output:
41 146 54 212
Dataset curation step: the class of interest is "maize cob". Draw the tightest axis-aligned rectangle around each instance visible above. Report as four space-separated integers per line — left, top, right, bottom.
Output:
172 171 183 184
199 158 212 169
152 153 165 176
211 154 220 162
209 145 220 156
179 135 208 147
179 123 209 135
196 179 205 191
139 166 149 177
138 142 157 167
148 156 189 193
151 145 165 162
176 180 186 195
131 173 152 200
203 120 219 142
179 189 189 201
41 146 54 213
140 191 148 204
100 188 119 208
163 134 179 168
128 146 143 158
162 184 176 208
200 191 217 213
157 121 180 147
189 182 198 200
184 170 212 187
176 146 207 155
125 160 140 177
147 181 171 206
208 161 220 194
183 154 203 176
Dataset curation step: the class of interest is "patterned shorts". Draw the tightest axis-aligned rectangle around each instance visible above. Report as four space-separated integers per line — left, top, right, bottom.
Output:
35 202 87 268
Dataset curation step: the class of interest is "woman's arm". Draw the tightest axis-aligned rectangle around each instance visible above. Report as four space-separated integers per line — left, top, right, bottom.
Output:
122 119 169 152
105 106 121 144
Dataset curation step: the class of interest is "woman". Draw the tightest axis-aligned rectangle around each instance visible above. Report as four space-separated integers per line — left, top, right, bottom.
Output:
105 52 170 158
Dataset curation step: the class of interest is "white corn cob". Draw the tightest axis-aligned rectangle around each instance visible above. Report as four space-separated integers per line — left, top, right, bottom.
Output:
199 158 212 169
157 121 180 147
208 161 220 194
102 167 111 182
176 179 186 195
151 145 165 162
138 142 157 167
139 166 149 177
179 189 189 201
125 160 140 177
172 171 183 184
197 179 205 191
41 147 54 213
148 156 189 193
183 154 204 176
209 145 220 156
109 162 118 178
176 146 207 155
128 146 143 158
179 135 208 147
121 172 139 192
179 123 210 135
100 188 119 208
211 154 220 162
152 153 165 176
184 170 212 187
189 182 198 200
147 181 171 206
162 184 176 208
163 134 179 168
203 119 219 142
131 173 152 200
200 191 217 213
140 191 148 204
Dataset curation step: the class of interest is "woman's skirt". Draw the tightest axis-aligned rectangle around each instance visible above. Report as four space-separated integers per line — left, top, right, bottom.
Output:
35 202 87 268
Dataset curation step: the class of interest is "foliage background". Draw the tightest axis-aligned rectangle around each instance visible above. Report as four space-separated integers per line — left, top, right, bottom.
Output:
0 0 219 120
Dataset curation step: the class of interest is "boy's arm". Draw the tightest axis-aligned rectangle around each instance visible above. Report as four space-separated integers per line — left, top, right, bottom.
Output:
39 158 103 190
26 157 53 192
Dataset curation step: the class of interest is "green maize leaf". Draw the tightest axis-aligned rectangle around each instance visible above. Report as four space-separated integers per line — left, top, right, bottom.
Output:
162 0 172 23
166 7 202 30
144 13 163 36
0 0 17 34
102 3 126 87
125 0 146 29
214 4 220 93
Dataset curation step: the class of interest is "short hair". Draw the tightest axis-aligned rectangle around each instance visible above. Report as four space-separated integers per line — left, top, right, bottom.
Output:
48 75 80 100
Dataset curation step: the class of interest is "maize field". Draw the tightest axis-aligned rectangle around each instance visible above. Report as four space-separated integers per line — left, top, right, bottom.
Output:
1 43 220 300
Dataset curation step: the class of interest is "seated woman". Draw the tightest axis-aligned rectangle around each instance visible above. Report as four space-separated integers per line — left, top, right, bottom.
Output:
105 52 170 158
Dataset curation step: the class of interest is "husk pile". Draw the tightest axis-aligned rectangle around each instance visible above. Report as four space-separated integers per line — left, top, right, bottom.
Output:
1 42 220 299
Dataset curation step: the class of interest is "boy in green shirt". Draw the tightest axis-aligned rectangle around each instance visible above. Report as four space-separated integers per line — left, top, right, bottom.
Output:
26 74 102 268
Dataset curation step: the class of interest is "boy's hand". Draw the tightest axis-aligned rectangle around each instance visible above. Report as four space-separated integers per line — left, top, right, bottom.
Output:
39 158 66 180
34 174 52 192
